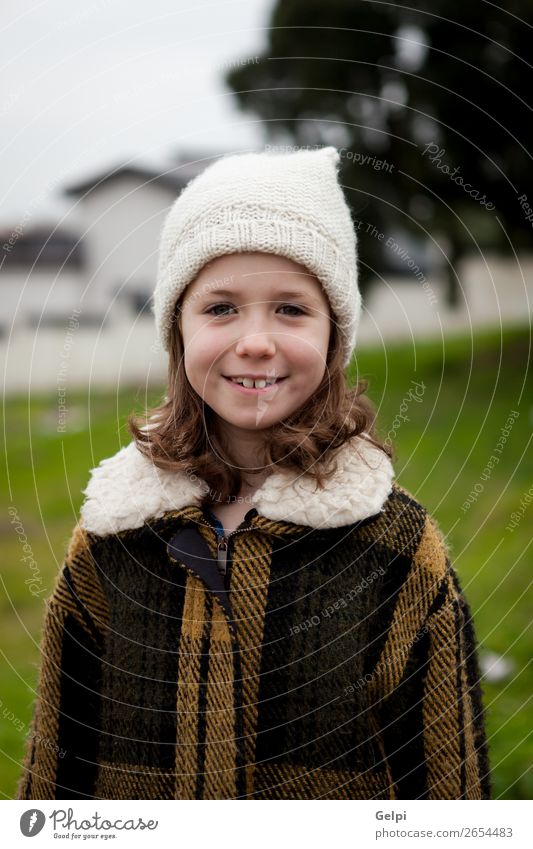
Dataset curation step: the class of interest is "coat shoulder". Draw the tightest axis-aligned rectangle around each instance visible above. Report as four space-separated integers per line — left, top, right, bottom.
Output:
365 480 452 583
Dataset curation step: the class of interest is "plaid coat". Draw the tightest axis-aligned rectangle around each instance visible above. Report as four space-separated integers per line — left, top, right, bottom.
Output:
17 435 491 800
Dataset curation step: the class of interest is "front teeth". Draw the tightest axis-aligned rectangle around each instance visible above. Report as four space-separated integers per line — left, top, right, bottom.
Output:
231 377 277 388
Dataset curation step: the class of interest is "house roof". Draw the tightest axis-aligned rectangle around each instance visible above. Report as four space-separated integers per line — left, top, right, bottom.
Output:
62 158 213 198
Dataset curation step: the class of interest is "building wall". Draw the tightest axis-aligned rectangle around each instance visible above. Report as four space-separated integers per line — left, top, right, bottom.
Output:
0 269 86 336
72 175 176 315
1 176 177 333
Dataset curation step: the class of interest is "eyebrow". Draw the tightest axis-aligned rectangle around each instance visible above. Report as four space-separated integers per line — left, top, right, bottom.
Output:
197 288 321 304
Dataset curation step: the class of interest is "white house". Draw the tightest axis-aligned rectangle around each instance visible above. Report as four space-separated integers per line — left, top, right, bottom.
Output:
0 153 214 337
61 156 209 322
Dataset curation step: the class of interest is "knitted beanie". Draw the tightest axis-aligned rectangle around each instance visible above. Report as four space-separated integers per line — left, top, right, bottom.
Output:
153 145 360 367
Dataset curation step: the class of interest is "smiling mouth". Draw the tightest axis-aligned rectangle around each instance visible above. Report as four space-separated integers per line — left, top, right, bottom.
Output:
223 376 287 390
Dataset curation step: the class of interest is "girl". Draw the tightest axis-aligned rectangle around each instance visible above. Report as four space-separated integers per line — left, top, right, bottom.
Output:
17 146 491 800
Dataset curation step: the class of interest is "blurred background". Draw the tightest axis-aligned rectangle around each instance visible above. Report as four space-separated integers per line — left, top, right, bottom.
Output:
1 0 531 799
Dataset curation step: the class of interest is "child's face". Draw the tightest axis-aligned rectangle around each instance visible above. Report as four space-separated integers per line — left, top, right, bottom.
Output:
177 252 332 432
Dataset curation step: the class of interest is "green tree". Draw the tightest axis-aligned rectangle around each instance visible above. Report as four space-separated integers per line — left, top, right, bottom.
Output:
225 0 533 306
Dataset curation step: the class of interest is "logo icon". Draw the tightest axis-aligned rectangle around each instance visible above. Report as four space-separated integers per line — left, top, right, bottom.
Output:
20 809 46 837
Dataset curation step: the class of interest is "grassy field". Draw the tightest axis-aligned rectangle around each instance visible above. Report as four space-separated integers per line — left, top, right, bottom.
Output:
1 325 531 799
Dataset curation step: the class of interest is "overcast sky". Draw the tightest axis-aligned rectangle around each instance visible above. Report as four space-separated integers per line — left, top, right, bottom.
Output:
0 0 274 225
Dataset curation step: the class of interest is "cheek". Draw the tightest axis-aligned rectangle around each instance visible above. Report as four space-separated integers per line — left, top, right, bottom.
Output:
287 332 329 373
183 322 221 361
296 333 330 391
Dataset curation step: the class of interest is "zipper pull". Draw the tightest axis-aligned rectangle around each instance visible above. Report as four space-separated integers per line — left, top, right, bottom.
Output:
217 536 229 575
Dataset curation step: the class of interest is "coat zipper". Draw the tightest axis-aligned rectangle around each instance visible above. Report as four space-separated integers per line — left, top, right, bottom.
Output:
166 537 247 792
199 518 253 583
198 516 254 795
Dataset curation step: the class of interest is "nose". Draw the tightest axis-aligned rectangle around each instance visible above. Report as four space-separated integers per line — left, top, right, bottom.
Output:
234 328 277 358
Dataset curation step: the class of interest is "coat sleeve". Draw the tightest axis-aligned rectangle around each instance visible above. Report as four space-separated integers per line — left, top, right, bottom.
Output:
369 515 492 799
16 525 109 800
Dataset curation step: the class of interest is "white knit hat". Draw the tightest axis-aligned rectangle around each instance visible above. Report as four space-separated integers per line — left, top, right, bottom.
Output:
153 146 360 367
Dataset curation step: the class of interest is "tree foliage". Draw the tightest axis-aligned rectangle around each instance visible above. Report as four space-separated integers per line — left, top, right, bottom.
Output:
225 1 533 304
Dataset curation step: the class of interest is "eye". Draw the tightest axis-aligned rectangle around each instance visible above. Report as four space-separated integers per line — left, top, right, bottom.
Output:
205 303 236 316
205 303 305 318
279 304 306 316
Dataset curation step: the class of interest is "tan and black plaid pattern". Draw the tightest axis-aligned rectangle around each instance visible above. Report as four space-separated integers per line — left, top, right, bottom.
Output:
16 484 491 799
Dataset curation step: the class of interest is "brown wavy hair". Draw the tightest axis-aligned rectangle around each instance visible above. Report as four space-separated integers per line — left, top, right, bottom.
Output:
128 297 394 509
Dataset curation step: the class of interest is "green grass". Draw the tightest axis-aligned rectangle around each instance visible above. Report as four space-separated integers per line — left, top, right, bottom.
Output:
1 325 531 799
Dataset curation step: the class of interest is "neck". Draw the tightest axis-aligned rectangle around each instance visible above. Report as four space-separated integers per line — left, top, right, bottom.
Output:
216 419 272 490
224 470 269 503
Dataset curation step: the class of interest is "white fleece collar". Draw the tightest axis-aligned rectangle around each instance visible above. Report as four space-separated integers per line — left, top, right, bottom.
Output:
80 435 395 536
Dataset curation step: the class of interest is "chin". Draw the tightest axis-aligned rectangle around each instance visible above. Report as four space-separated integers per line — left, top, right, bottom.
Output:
220 410 283 429
229 417 277 430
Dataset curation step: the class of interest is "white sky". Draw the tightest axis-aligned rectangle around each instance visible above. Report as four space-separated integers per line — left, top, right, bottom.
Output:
0 0 274 225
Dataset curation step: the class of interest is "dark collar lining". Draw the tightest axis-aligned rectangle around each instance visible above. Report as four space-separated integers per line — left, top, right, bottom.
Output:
167 526 233 622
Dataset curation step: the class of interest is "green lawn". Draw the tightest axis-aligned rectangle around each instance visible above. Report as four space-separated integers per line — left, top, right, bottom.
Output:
1 325 531 799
